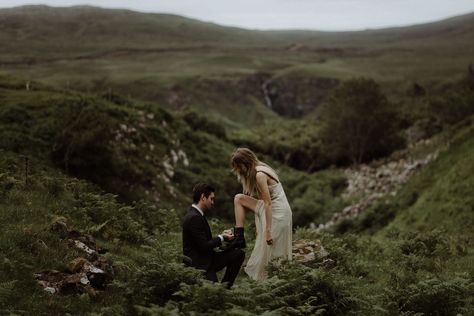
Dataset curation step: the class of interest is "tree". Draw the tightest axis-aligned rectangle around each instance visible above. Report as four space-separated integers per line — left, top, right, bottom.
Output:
319 78 403 165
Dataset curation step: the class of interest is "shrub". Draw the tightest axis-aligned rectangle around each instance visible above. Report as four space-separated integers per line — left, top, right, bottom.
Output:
282 169 347 227
319 78 404 165
398 230 451 258
181 110 227 140
128 248 203 307
50 99 119 179
387 276 474 315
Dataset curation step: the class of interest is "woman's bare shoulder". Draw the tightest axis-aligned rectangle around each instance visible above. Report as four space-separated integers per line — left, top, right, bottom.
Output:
256 164 279 182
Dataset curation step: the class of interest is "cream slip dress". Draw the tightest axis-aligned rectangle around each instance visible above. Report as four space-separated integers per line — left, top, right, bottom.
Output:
244 170 293 280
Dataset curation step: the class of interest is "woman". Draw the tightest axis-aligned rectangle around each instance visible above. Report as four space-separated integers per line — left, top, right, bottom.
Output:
230 148 292 280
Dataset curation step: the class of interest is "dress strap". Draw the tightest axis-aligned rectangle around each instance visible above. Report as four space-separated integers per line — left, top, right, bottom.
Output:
256 170 279 183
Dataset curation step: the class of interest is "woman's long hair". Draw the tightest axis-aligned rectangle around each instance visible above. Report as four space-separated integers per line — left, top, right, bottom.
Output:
231 148 271 195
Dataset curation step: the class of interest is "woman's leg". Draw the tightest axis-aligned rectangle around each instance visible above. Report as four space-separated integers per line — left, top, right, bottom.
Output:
234 193 258 227
231 194 258 249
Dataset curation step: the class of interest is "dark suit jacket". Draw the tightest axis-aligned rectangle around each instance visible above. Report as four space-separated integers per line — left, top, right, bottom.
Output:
182 206 222 270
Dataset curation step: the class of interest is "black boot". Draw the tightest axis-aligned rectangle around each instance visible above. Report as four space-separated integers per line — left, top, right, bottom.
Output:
232 227 246 249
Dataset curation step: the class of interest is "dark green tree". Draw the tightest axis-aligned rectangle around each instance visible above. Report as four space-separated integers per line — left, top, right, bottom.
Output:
319 78 403 165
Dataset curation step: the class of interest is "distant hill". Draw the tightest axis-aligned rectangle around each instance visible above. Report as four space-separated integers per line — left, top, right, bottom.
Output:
0 5 474 52
1 5 473 59
269 12 474 47
0 5 280 60
0 5 473 124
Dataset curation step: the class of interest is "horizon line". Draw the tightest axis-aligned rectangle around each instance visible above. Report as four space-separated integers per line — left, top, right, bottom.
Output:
1 4 474 33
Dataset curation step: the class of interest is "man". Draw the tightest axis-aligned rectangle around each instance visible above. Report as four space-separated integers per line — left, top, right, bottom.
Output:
182 183 245 288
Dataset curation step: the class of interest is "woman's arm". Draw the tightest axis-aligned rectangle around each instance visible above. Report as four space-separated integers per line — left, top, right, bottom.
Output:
256 172 273 245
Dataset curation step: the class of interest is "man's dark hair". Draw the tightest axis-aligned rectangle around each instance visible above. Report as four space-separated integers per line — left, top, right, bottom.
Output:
192 183 215 203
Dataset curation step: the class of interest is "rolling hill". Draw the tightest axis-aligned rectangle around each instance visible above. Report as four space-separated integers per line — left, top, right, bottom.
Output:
1 5 473 58
0 5 473 126
0 5 280 59
270 11 474 46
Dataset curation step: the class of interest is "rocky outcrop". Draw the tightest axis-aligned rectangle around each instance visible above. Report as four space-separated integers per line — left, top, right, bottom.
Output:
260 76 339 117
35 218 114 297
35 257 112 297
292 239 329 263
111 110 189 202
313 140 442 231
163 72 339 119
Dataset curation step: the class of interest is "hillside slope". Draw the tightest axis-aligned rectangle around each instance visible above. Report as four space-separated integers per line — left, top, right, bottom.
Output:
1 6 473 57
383 120 474 235
1 75 473 314
1 6 473 126
271 12 474 47
0 5 280 61
1 111 472 315
0 73 345 225
334 117 474 238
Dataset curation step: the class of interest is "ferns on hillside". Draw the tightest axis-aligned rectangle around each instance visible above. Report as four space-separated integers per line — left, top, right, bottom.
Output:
0 280 18 307
387 276 474 315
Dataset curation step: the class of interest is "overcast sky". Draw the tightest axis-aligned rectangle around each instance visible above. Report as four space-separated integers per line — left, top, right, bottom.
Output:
1 0 474 31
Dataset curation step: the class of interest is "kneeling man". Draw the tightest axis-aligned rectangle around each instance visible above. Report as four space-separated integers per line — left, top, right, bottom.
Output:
182 183 245 288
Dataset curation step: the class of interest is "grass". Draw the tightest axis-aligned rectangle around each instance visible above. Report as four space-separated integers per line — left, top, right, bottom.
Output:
333 117 474 237
382 119 474 234
0 89 473 315
0 7 474 313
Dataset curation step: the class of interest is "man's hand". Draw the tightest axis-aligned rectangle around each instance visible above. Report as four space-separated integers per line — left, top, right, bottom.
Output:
222 229 234 241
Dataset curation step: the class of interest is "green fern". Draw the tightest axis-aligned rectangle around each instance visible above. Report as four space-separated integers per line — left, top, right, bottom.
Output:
0 280 18 306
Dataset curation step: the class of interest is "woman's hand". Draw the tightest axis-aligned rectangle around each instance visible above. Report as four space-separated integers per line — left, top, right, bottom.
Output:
265 229 273 245
222 229 234 241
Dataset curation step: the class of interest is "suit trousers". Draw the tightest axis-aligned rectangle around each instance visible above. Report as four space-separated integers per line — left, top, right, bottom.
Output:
205 248 245 288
